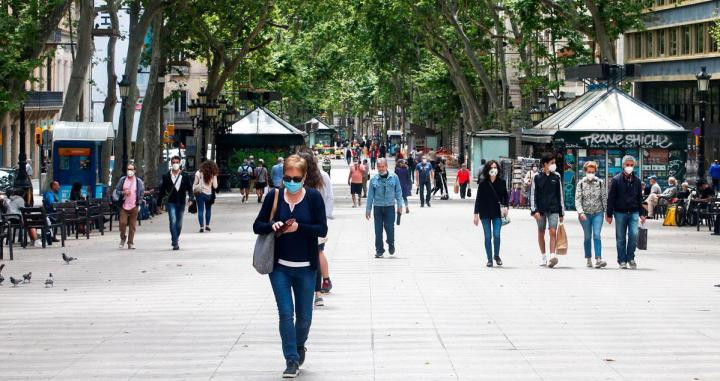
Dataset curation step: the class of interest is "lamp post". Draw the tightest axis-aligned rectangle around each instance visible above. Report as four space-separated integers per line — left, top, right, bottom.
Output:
529 106 542 124
13 102 32 204
696 66 711 182
118 74 131 174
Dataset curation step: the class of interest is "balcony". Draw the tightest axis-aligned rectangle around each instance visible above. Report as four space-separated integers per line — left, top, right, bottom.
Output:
25 91 64 110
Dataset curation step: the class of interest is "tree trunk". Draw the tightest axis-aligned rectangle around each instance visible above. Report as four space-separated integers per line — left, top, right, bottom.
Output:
136 14 163 179
140 15 167 189
111 0 166 187
101 0 119 186
60 0 94 122
584 0 615 64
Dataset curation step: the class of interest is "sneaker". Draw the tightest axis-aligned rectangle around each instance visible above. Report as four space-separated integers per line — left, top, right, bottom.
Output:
320 278 332 293
619 262 628 269
486 261 493 267
297 346 307 366
494 256 503 266
629 260 637 269
548 256 558 268
405 207 409 214
282 361 300 378
375 253 383 258
540 254 548 267
389 246 395 255
595 258 607 268
420 204 425 208
427 202 431 207
205 226 211 232
314 296 324 307
199 227 204 233
587 258 593 268
127 243 135 250
119 240 126 249
172 245 179 251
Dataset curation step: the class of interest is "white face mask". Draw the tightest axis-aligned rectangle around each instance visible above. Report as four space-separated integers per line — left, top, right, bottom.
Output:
549 164 557 172
422 159 427 164
624 166 634 174
489 168 498 177
586 173 596 180
172 163 180 171
127 170 135 177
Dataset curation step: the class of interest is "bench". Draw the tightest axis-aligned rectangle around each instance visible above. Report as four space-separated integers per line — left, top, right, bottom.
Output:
20 207 66 248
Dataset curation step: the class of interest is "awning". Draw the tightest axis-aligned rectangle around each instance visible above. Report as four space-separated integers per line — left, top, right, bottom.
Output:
304 117 335 131
52 122 115 142
231 107 307 136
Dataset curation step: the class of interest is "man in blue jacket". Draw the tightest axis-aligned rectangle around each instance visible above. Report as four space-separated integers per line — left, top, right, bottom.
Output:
710 159 720 192
366 158 404 258
606 155 647 269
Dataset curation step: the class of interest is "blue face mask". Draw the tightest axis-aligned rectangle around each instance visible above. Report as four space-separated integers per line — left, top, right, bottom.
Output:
283 180 303 194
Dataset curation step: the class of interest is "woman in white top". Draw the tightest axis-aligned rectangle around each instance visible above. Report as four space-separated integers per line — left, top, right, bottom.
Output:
193 160 219 232
296 150 334 307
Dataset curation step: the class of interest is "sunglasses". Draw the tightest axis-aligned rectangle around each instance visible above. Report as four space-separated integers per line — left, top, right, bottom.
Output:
283 176 303 182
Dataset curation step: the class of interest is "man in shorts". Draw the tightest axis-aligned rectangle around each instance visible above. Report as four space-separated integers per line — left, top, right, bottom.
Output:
348 157 365 207
530 152 564 268
237 159 253 203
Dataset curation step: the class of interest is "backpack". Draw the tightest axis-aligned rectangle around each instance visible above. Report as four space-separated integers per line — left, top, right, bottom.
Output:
240 166 251 180
138 203 151 220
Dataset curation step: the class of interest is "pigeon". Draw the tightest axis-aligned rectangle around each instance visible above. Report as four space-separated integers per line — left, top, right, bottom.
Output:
23 272 32 283
62 253 76 264
0 274 4 285
45 273 54 288
0 263 5 273
10 276 22 287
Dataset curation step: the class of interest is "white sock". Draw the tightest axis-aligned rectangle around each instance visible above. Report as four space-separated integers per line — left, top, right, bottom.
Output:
550 252 556 257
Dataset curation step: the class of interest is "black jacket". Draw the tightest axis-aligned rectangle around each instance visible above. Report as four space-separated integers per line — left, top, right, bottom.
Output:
159 171 194 205
607 173 646 217
474 177 508 219
530 171 564 216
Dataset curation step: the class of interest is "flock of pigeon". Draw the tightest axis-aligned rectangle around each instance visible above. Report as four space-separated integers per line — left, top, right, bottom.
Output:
0 253 77 289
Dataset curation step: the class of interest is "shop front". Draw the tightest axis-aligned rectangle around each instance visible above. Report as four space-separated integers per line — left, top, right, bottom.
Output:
523 87 688 210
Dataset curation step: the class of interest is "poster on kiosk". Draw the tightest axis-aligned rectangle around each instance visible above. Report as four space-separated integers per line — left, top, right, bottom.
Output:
51 122 115 200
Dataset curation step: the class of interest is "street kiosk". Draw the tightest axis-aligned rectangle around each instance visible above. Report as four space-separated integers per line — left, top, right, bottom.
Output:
52 122 115 200
522 87 689 210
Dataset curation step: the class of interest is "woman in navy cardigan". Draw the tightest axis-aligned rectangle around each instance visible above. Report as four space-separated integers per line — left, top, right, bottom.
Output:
253 154 328 378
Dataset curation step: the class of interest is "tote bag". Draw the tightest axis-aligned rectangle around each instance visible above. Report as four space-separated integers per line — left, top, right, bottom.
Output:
637 223 648 250
253 189 279 274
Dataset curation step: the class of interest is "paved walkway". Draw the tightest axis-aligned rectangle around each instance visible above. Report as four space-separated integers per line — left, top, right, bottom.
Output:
1 159 719 380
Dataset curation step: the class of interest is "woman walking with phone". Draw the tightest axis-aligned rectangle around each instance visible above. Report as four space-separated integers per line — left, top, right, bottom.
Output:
193 160 218 233
473 160 509 267
253 155 328 378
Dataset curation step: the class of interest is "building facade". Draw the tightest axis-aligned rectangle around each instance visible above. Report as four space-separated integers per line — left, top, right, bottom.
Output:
625 0 720 163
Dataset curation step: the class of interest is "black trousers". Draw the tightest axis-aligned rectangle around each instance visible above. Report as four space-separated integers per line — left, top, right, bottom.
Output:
419 181 432 205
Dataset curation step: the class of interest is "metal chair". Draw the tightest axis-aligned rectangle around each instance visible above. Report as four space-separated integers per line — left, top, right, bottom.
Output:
19 207 66 248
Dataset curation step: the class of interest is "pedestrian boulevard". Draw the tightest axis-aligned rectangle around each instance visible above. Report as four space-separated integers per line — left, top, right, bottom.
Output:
1 161 719 380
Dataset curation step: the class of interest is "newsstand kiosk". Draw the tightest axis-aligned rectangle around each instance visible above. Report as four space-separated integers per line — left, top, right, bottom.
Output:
51 122 115 200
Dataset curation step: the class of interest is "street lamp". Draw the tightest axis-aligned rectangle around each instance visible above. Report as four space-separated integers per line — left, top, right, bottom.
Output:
13 102 32 203
529 106 543 123
556 92 568 109
118 74 131 175
696 66 711 181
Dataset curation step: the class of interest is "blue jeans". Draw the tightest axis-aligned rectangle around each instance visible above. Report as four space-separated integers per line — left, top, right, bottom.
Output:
480 218 502 261
166 202 184 246
196 193 212 227
614 212 639 263
419 181 432 206
579 212 604 258
269 265 317 362
373 206 395 254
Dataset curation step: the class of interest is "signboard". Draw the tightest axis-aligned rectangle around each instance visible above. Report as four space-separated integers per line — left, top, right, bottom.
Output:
559 131 687 150
58 148 91 156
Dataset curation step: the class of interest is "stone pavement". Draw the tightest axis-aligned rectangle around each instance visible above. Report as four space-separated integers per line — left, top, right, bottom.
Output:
1 159 719 381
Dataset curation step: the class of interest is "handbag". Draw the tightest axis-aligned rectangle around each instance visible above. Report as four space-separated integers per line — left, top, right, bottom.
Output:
637 223 648 250
454 183 459 194
207 187 216 206
487 180 510 225
188 200 197 214
467 188 471 198
556 223 568 254
253 189 280 274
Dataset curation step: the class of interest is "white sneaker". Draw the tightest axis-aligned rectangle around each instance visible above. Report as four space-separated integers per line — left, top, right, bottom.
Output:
586 258 593 267
119 240 126 249
540 254 548 266
595 258 607 268
548 255 558 268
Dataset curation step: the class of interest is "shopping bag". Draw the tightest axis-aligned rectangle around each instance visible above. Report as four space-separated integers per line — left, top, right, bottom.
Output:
253 189 279 274
454 183 459 194
467 188 471 198
556 223 568 255
637 224 648 250
663 206 677 226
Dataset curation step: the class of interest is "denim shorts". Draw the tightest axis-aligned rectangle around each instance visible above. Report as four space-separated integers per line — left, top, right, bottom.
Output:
536 213 560 231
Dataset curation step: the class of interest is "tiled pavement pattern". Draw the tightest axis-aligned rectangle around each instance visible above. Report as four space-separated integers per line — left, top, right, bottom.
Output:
1 159 719 380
